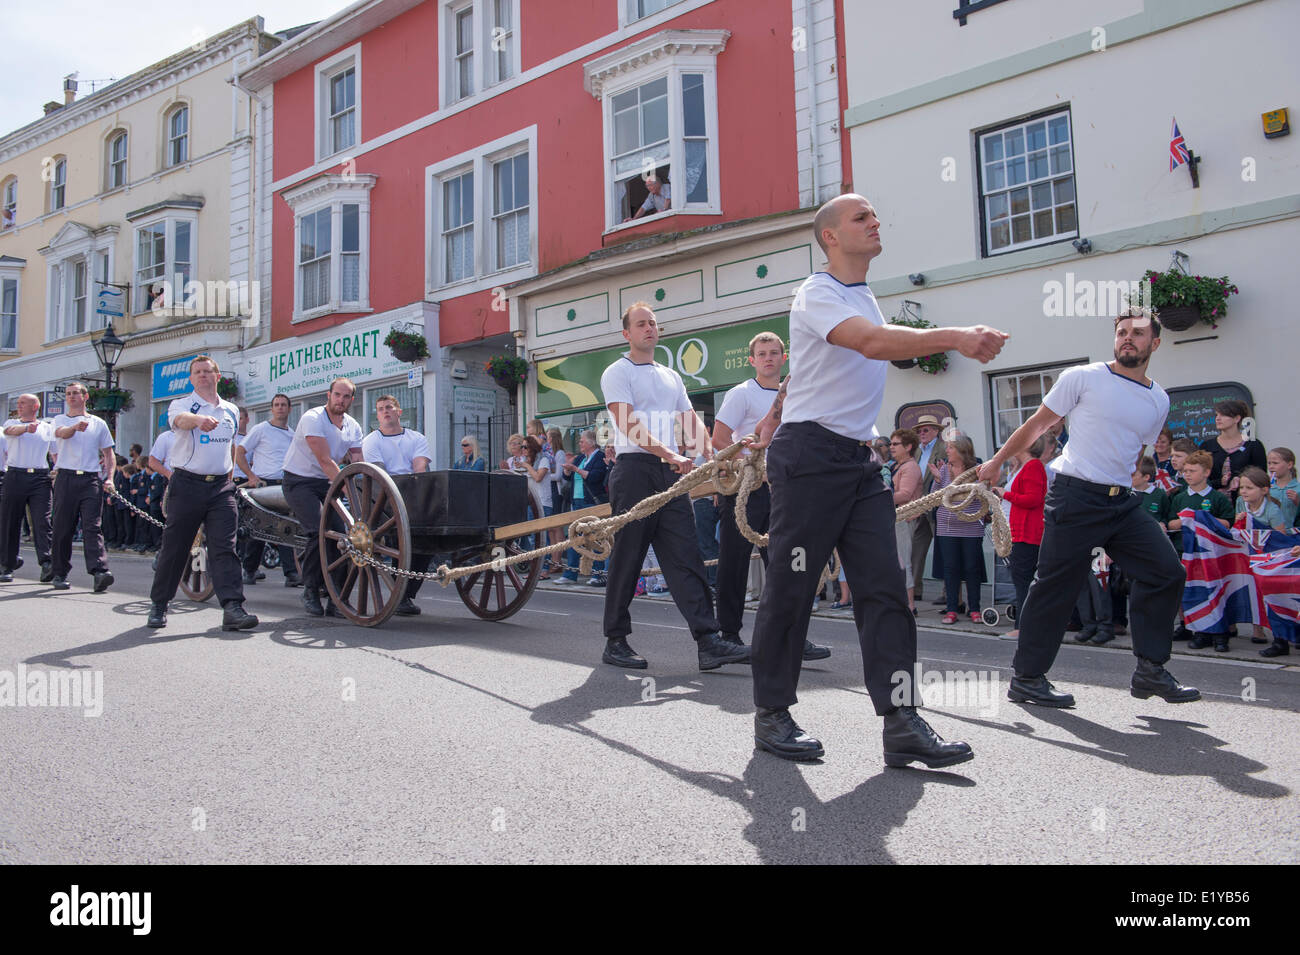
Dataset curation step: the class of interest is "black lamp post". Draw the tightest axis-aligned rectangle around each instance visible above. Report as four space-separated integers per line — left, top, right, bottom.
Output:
92 320 126 431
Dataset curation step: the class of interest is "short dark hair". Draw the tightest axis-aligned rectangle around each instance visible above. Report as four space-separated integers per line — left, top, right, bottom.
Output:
1172 437 1198 455
271 393 291 406
1114 307 1161 338
1214 398 1250 422
891 428 918 453
1137 456 1157 479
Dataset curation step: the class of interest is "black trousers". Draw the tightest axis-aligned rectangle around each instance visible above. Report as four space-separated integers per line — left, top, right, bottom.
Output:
1007 541 1040 621
1 469 53 568
150 470 244 606
51 471 108 578
602 453 718 641
910 511 934 599
282 472 341 597
751 422 915 714
1013 474 1185 675
716 483 770 638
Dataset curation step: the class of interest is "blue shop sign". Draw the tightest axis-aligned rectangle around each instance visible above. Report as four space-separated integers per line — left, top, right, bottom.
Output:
152 355 198 401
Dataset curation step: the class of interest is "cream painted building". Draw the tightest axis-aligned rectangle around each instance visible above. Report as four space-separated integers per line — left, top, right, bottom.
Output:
841 0 1299 459
0 18 281 451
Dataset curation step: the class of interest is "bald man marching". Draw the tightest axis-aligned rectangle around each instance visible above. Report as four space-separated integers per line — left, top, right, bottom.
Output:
748 194 1007 766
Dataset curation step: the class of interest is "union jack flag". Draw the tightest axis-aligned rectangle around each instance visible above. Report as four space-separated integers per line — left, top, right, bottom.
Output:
1180 509 1300 641
1170 118 1190 172
1179 509 1256 632
1154 469 1178 493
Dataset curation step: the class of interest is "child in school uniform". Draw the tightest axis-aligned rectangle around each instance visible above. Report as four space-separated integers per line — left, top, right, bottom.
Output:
1267 447 1299 530
1169 451 1236 652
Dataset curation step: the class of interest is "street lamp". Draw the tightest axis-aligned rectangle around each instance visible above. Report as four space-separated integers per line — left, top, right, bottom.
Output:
92 320 125 391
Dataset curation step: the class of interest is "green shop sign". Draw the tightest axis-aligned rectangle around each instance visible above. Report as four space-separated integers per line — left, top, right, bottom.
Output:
535 316 789 414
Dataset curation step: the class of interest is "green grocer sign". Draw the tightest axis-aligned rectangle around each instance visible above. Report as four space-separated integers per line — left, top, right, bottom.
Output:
535 316 789 414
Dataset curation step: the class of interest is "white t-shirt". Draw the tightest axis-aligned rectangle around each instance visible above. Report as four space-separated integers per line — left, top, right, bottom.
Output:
3 418 54 469
362 428 431 476
53 413 114 473
240 420 294 480
600 355 692 456
782 272 887 442
167 392 241 476
281 405 363 480
1043 362 1169 487
715 378 779 455
232 433 249 480
148 429 176 470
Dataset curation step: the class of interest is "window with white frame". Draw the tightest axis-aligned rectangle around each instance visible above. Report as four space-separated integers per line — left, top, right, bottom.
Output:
627 0 684 22
315 46 361 161
0 274 18 350
49 158 67 212
989 362 1082 448
2 178 17 230
978 110 1076 255
107 131 128 190
426 130 535 293
166 106 189 167
43 224 116 340
440 0 521 106
283 174 376 320
584 30 727 230
132 218 193 314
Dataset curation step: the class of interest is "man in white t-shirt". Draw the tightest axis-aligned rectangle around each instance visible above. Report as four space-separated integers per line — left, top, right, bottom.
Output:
146 354 257 631
978 309 1199 706
749 194 1005 765
1 393 55 581
49 381 117 592
712 332 829 663
361 393 431 617
281 378 364 617
598 302 748 672
234 393 299 587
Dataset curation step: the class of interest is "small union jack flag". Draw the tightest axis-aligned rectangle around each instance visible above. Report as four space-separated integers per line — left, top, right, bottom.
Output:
1169 118 1190 172
1154 469 1178 493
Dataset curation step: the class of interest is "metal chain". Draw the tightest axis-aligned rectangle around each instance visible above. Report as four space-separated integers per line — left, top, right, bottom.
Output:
106 485 166 529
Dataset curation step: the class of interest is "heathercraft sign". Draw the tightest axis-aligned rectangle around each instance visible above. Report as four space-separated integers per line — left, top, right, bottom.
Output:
240 321 416 405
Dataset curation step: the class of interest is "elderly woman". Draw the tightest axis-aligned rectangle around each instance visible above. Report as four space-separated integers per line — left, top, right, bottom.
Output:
929 434 986 624
890 428 923 614
556 429 610 585
451 435 487 471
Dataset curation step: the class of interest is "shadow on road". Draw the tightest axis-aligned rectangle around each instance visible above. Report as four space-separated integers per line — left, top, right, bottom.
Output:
945 708 1289 798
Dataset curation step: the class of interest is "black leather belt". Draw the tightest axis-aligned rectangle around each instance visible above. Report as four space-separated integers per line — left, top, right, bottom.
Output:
1055 473 1128 497
7 466 50 474
175 468 225 483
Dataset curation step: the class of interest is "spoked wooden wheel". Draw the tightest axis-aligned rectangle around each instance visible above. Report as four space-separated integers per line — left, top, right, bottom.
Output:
455 490 543 621
320 462 411 627
179 528 216 602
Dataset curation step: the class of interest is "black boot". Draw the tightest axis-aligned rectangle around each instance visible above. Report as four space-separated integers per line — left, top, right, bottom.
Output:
802 639 831 661
883 707 974 769
1261 640 1291 658
754 707 824 761
1130 657 1200 702
147 602 168 629
697 631 750 670
302 588 325 617
222 602 259 631
1008 673 1075 707
602 636 647 669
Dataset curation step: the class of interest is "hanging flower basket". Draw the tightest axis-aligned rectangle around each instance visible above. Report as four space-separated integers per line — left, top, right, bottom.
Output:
888 314 949 375
486 354 529 393
217 375 239 400
87 386 134 413
384 327 430 363
1142 268 1238 330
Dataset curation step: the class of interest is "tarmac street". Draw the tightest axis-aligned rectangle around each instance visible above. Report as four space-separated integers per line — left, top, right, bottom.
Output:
0 549 1296 864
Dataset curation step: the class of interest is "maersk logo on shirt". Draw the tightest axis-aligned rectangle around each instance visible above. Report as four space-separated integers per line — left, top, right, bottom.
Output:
198 434 231 445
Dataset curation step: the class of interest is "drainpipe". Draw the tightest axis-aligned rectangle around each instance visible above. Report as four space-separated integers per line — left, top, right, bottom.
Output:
228 70 268 349
803 0 821 204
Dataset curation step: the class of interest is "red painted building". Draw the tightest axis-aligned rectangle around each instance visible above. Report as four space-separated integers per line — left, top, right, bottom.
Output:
234 0 847 464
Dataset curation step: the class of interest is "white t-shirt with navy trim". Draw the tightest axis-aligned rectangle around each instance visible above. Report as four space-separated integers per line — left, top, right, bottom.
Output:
362 428 432 476
281 406 364 480
1043 361 1169 487
716 378 779 455
783 271 887 442
148 429 176 470
52 413 115 473
3 418 54 469
600 355 692 456
240 420 294 480
167 392 241 476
